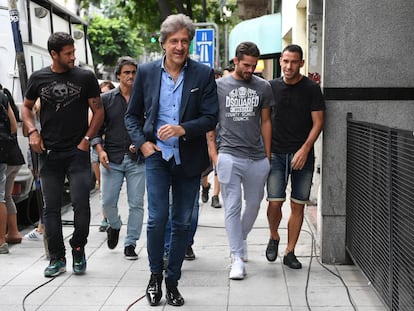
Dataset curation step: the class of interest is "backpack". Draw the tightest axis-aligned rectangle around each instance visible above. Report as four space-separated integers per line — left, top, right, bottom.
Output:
0 90 15 162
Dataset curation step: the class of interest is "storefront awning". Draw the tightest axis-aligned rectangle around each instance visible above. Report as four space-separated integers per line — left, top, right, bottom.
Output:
229 13 282 60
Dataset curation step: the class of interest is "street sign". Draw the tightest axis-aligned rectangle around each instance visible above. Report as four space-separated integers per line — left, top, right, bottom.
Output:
194 28 215 68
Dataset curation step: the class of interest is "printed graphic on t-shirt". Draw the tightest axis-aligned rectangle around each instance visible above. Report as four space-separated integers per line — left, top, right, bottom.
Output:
225 86 259 121
40 81 81 112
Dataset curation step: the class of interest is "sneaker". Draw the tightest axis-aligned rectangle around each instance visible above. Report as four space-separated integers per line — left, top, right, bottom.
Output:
283 251 302 269
201 183 211 203
44 258 66 277
265 238 279 262
124 245 138 260
23 228 43 241
0 243 9 254
106 226 120 249
72 247 87 274
229 256 246 280
242 240 248 262
184 245 196 260
99 218 108 232
211 195 222 208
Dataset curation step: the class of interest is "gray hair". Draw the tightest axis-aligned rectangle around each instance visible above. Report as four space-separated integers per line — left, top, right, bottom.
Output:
159 14 195 44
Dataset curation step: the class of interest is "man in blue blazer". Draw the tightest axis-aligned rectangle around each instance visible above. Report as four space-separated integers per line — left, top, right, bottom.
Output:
125 14 218 307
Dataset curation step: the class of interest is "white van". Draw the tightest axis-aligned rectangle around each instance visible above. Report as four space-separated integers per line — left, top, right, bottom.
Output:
0 0 95 225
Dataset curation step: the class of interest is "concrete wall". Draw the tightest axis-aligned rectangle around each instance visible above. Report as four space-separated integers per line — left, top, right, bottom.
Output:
321 0 414 263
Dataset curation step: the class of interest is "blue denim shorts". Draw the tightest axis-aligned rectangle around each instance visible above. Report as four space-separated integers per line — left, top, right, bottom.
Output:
267 152 314 204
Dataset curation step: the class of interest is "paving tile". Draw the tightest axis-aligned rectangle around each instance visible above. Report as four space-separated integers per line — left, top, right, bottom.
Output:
0 177 387 310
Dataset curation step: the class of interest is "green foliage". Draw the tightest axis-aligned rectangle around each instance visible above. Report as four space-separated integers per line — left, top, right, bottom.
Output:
84 0 240 68
87 15 144 67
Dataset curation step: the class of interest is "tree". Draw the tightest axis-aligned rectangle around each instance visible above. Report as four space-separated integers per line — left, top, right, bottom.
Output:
87 15 144 70
84 0 239 69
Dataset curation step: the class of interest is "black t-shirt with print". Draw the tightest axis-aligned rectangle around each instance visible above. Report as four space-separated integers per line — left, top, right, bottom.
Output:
25 66 99 151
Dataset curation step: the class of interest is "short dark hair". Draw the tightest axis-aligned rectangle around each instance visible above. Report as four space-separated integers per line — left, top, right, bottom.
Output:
223 64 234 73
114 56 137 76
47 32 74 55
235 41 260 60
282 44 303 60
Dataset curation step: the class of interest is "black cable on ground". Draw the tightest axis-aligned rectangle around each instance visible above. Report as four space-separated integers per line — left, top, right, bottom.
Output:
302 217 357 311
21 230 108 311
125 294 146 311
21 219 357 310
22 277 56 311
198 223 358 311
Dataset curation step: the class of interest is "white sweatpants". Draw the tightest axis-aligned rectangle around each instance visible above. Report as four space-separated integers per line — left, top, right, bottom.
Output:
217 153 270 258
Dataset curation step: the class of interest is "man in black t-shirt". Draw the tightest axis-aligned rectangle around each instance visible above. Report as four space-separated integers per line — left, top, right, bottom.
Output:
265 44 325 269
21 32 104 277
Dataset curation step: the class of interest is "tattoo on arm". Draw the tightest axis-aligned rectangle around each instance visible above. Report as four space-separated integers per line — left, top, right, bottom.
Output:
92 98 102 109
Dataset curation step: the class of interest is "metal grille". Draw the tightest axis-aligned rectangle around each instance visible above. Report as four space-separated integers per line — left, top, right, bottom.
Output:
346 116 414 311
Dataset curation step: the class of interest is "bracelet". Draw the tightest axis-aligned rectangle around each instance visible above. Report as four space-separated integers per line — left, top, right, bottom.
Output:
28 128 38 136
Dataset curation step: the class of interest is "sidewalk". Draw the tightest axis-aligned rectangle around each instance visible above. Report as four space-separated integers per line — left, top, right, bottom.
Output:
0 176 387 311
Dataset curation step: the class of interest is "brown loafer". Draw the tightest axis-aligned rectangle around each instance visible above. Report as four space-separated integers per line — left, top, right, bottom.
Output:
6 236 22 244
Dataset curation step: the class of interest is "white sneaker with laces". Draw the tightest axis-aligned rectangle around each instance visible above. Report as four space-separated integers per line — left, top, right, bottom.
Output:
242 240 248 262
229 256 246 280
23 229 43 241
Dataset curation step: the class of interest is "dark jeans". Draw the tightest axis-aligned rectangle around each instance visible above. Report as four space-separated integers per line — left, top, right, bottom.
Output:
39 147 91 260
164 189 200 255
145 152 200 286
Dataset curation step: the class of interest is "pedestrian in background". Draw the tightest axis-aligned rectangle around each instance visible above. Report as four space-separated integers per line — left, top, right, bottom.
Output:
208 41 274 280
265 44 325 269
125 13 218 307
1 87 25 245
21 32 104 277
23 99 45 242
209 68 223 209
96 80 115 233
93 56 145 260
0 87 19 254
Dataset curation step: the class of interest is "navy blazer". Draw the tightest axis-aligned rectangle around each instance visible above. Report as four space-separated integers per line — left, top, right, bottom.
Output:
125 58 218 177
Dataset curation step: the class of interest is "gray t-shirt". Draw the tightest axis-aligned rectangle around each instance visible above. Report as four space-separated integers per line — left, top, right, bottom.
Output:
216 74 275 160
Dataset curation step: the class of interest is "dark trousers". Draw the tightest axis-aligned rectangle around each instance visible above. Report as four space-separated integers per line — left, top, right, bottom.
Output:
145 151 200 286
39 147 91 260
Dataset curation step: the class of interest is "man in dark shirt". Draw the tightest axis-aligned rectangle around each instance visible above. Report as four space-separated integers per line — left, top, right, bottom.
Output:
265 44 325 269
92 56 145 260
21 32 104 277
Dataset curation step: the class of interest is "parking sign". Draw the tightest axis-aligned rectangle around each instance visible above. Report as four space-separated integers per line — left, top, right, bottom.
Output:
194 28 215 68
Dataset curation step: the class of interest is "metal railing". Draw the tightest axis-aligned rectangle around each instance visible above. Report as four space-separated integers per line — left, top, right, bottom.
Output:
346 114 414 311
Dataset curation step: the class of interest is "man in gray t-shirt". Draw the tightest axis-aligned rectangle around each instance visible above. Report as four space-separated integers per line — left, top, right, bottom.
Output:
207 41 274 281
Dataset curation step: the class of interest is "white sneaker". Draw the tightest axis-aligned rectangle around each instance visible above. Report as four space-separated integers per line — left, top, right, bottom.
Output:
0 243 9 254
229 256 246 280
242 240 248 262
23 229 43 241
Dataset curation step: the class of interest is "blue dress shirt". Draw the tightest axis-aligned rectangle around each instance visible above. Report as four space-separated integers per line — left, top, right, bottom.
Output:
156 58 186 164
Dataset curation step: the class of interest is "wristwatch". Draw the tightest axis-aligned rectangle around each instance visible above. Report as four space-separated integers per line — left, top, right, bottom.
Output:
84 136 91 143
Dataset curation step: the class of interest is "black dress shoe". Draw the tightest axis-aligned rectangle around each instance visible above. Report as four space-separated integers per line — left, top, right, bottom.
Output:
146 273 163 306
184 246 195 260
166 285 184 306
106 227 120 249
